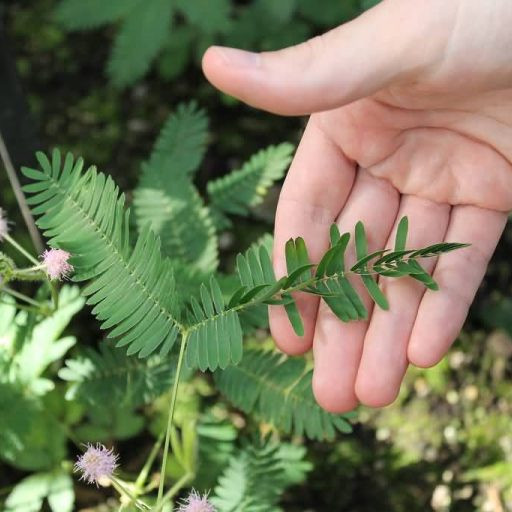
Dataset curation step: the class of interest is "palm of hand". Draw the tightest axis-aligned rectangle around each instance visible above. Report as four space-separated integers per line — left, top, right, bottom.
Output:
270 91 510 412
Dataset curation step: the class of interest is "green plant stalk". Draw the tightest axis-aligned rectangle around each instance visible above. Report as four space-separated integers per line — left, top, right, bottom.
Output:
157 332 188 506
160 472 194 509
4 234 39 265
135 430 165 491
0 299 46 315
110 476 150 510
1 286 46 308
0 131 43 253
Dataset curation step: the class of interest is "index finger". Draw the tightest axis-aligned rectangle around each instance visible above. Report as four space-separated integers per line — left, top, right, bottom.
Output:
270 114 356 355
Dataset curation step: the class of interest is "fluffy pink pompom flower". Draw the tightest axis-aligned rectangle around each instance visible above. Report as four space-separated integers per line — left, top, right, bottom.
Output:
0 208 9 241
74 443 118 486
41 248 73 280
176 490 216 512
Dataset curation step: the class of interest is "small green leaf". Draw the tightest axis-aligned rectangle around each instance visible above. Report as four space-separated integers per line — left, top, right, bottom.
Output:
284 297 304 336
294 237 310 267
285 239 299 273
394 216 408 251
354 221 368 259
361 275 389 310
329 224 341 245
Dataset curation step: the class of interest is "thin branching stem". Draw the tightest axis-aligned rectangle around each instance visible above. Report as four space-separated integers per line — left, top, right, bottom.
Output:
0 133 43 254
4 234 39 265
1 286 45 308
156 332 188 506
135 430 165 491
160 472 194 509
110 476 150 510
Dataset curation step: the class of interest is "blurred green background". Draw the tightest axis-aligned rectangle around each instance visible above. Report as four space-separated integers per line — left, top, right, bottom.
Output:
1 0 512 510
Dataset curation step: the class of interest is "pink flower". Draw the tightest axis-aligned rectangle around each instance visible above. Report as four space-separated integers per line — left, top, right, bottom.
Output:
74 443 118 486
41 248 73 280
0 208 9 241
176 490 216 512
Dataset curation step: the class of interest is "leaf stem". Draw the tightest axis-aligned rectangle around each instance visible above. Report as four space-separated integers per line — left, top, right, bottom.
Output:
4 234 39 265
110 476 150 510
1 286 45 308
0 131 43 254
159 472 194 509
156 332 188 507
135 430 165 491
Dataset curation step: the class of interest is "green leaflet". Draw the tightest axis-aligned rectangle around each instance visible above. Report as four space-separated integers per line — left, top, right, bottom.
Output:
22 149 181 359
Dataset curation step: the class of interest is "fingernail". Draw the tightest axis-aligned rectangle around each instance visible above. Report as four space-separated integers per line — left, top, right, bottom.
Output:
211 46 260 67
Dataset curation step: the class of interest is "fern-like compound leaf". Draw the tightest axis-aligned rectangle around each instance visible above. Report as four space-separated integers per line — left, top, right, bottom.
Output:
55 0 141 30
215 349 353 441
134 166 218 273
59 343 176 408
186 276 243 372
134 103 218 273
22 149 182 359
211 441 299 512
107 0 174 88
148 101 209 177
207 143 294 229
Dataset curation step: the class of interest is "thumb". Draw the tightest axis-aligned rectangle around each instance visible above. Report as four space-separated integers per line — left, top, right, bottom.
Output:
202 0 445 115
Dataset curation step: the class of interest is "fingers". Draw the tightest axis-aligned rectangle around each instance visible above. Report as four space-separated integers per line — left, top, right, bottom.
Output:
202 1 445 115
312 170 399 413
269 116 355 355
408 205 507 368
355 196 450 407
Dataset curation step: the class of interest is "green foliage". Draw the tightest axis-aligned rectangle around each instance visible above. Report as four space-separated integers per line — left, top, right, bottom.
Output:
0 287 82 472
6 286 84 394
175 0 232 34
0 381 67 471
107 0 174 87
215 349 353 441
55 0 376 88
55 0 141 30
5 470 74 512
186 276 244 371
134 103 217 274
22 148 465 370
211 440 311 512
148 102 209 177
22 150 182 359
207 143 294 229
59 342 176 409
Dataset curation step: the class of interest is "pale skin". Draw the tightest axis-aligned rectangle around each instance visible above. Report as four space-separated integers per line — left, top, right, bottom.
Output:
202 0 512 413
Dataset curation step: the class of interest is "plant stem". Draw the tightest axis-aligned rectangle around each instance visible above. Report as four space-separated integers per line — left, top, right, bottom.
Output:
156 472 193 511
1 286 45 308
0 132 43 254
0 299 46 315
110 476 150 510
156 333 188 507
4 234 39 265
134 430 165 492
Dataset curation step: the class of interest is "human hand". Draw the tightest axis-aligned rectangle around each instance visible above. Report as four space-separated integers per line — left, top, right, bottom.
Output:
202 0 512 413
